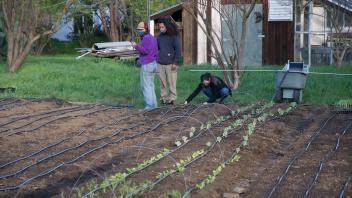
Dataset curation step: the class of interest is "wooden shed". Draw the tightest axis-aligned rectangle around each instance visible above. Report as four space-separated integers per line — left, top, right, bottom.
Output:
151 1 295 66
150 3 198 65
221 0 294 65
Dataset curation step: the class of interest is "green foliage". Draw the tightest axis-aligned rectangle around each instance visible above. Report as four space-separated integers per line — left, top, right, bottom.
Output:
44 39 80 54
71 179 98 198
165 190 181 198
127 0 181 22
335 99 352 108
193 102 296 192
118 180 152 198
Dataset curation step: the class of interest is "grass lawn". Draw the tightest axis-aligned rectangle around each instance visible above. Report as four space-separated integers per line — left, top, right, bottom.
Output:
0 55 351 107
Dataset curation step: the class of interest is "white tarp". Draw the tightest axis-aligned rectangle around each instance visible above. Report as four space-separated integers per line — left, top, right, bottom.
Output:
93 41 134 50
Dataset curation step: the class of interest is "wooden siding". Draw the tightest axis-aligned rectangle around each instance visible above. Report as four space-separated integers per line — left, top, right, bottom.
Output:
151 3 198 64
222 0 294 65
262 0 294 65
182 4 198 64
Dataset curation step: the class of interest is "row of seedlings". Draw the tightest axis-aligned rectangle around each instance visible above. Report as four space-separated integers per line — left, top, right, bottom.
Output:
129 102 282 197
181 102 297 197
78 103 260 197
80 102 276 197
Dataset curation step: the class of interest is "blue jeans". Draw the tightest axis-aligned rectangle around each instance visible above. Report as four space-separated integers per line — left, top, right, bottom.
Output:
140 61 157 109
202 87 230 102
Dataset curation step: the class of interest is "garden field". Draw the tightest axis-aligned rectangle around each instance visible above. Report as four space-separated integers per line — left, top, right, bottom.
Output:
0 98 351 198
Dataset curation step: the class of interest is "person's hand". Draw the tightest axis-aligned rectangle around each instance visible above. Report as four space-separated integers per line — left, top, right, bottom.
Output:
171 64 177 71
131 42 137 47
184 101 188 105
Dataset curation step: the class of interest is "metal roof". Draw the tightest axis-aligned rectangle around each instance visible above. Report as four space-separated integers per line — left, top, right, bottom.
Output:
150 3 183 20
327 0 352 12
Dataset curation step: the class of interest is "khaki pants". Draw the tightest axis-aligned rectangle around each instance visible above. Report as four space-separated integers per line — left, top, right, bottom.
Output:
157 64 177 102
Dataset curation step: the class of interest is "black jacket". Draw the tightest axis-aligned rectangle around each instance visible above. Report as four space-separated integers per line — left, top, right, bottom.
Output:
157 33 181 65
186 76 231 103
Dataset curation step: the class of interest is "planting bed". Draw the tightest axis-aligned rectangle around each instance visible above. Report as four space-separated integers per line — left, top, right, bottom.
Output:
0 98 351 198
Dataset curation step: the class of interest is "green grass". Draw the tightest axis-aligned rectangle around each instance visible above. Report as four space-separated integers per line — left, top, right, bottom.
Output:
0 55 351 107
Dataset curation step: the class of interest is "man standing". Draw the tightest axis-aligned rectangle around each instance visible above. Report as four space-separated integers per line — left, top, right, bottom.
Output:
157 17 181 105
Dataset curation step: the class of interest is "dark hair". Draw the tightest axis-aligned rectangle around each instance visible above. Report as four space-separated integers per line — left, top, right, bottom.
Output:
143 22 150 34
200 73 220 86
158 16 178 36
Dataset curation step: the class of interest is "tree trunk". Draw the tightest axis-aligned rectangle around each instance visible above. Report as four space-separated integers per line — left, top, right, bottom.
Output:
230 56 240 89
109 0 119 41
1 0 73 72
98 0 111 40
33 36 50 55
336 46 347 67
98 0 121 41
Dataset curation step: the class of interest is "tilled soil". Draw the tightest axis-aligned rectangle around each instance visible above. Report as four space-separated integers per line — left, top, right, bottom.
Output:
0 98 351 198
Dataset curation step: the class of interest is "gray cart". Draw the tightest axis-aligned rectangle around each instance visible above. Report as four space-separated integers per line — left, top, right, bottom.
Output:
274 62 309 103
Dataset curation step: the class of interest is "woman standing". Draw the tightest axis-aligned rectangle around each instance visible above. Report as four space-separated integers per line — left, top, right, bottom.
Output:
133 22 158 109
157 17 181 105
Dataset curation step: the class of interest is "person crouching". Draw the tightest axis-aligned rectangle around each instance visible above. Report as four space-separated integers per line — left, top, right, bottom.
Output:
184 73 231 104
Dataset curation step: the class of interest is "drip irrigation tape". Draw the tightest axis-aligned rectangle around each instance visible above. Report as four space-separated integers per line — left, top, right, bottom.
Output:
304 121 352 197
0 129 87 170
0 108 195 191
1 112 141 172
0 99 22 110
267 113 337 198
134 102 262 197
0 98 11 103
4 107 113 137
1 108 181 179
0 123 141 180
338 176 351 198
81 105 238 198
0 101 32 112
0 105 92 132
181 107 287 197
0 105 87 127
135 142 218 198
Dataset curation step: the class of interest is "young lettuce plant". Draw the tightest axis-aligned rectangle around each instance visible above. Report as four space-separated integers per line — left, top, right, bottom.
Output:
188 102 297 195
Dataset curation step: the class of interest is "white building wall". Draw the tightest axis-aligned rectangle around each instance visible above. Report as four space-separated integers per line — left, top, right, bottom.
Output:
211 4 222 64
149 20 155 36
196 0 222 64
197 13 208 64
52 14 73 41
311 6 326 45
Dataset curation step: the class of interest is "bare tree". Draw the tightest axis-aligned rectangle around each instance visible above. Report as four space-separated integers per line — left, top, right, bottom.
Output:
184 0 256 89
0 0 74 72
32 12 53 55
321 0 352 67
97 0 127 41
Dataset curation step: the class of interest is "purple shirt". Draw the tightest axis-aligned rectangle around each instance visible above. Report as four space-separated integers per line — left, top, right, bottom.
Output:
135 34 158 65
